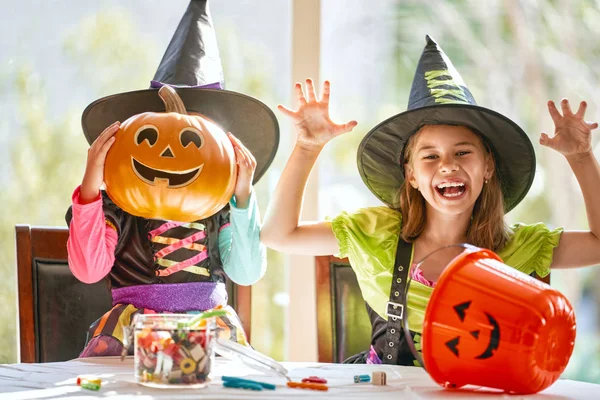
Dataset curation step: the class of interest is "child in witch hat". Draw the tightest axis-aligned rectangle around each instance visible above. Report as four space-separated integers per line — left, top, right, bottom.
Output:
66 0 279 357
262 35 600 365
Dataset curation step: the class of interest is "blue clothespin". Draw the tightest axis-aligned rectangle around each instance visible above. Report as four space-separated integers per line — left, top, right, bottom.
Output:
222 376 276 390
354 374 371 383
223 380 263 391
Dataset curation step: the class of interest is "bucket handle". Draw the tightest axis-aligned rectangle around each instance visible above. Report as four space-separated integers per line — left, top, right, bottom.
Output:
402 271 426 369
401 243 481 369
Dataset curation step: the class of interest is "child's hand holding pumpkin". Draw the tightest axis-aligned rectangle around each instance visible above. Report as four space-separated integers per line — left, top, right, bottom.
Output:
228 133 256 209
80 121 120 204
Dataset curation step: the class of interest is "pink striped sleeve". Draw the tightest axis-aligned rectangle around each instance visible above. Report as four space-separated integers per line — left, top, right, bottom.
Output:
67 186 118 284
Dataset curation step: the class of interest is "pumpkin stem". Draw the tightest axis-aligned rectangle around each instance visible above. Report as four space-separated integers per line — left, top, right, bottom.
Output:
158 85 187 114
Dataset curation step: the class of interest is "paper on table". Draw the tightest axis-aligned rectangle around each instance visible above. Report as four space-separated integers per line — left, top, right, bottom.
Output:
1 357 598 399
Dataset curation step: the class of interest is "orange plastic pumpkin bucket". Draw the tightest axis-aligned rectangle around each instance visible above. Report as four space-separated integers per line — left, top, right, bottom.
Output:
420 245 576 394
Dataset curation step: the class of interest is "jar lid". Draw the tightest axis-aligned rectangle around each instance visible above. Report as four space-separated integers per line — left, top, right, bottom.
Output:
213 338 289 380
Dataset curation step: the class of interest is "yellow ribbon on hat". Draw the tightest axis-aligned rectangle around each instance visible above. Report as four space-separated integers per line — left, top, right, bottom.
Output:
425 70 469 104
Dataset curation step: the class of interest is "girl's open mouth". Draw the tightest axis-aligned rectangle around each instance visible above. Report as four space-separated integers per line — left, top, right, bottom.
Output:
435 182 467 198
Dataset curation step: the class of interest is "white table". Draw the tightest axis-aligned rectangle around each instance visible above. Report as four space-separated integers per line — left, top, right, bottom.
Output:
0 356 598 399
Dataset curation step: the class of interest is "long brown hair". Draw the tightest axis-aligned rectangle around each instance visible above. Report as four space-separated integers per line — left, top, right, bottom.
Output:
399 127 510 251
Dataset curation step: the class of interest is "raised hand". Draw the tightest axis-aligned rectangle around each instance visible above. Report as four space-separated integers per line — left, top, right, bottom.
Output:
277 79 357 150
540 99 598 160
80 121 120 203
228 133 256 209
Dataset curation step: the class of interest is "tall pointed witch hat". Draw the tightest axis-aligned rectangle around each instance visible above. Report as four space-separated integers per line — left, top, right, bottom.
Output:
81 0 279 183
357 35 535 212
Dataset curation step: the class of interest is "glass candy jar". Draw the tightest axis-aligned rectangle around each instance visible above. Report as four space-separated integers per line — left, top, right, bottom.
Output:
133 314 215 388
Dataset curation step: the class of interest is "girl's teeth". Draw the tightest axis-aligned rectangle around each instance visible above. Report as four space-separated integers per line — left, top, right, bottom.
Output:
437 184 466 197
437 182 465 189
443 192 462 197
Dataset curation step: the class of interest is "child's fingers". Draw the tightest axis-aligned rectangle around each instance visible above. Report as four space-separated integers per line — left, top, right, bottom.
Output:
334 120 358 135
575 101 588 119
277 104 297 118
234 146 245 165
560 98 574 117
295 83 307 105
228 132 245 149
98 137 116 160
539 132 555 149
105 120 120 130
228 133 248 151
306 78 317 102
320 81 331 104
232 139 255 168
236 147 253 169
102 120 120 132
230 133 252 156
238 144 256 167
227 132 238 144
227 134 238 153
92 122 120 150
229 136 245 164
98 121 120 141
228 135 249 164
547 101 561 122
587 121 599 130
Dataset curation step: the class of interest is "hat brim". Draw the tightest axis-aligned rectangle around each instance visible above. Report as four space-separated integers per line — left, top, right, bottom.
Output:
357 104 535 212
82 88 279 184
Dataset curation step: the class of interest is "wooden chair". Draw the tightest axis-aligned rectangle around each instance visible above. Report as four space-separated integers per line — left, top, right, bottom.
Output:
315 255 371 363
16 224 251 363
315 254 550 363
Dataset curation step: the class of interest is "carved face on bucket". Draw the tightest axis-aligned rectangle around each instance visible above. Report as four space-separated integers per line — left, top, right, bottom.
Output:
445 300 500 360
104 87 236 222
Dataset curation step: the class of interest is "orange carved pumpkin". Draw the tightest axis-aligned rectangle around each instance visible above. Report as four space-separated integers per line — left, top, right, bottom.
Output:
104 85 236 222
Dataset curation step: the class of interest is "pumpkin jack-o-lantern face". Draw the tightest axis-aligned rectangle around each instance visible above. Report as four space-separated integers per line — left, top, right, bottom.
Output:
104 86 237 222
131 124 205 188
444 300 501 360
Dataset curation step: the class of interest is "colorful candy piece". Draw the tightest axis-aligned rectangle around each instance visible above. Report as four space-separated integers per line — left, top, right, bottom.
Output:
354 374 371 383
223 380 263 391
188 332 206 345
287 381 328 391
154 352 165 375
197 356 208 373
222 376 276 390
77 377 102 387
180 357 197 375
137 332 153 349
302 376 327 384
169 369 182 380
189 343 205 360
163 341 179 357
372 371 387 386
80 382 101 391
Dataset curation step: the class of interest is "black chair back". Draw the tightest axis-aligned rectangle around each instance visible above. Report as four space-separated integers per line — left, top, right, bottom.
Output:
316 256 371 363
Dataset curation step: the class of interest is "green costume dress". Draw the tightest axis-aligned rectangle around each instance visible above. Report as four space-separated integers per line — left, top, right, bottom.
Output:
331 206 562 364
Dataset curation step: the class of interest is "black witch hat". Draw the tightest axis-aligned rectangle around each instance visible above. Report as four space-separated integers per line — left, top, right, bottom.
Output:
81 0 279 184
357 35 535 212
